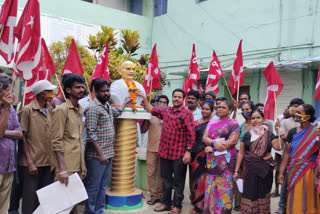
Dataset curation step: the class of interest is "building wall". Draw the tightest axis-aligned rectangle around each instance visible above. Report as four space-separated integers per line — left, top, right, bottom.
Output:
152 0 320 102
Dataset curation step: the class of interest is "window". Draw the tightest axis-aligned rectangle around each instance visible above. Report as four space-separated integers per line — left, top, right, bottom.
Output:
154 0 168 17
130 0 143 15
197 0 207 2
82 0 93 3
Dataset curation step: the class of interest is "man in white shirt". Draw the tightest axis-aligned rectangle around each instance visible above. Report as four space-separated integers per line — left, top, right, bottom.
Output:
187 90 201 121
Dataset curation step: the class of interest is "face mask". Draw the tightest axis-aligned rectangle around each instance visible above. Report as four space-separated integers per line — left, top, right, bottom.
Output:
44 92 55 102
294 113 309 123
241 111 251 120
289 107 296 116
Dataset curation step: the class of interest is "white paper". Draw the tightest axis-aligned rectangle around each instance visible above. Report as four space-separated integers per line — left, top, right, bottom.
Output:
213 138 227 156
35 173 88 214
236 179 243 193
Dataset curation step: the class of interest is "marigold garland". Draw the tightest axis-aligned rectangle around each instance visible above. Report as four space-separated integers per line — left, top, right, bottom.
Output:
125 80 137 112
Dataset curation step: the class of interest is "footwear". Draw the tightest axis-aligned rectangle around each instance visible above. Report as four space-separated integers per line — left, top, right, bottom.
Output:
234 206 241 211
189 208 199 214
154 204 171 212
271 192 280 197
168 207 181 214
147 198 161 205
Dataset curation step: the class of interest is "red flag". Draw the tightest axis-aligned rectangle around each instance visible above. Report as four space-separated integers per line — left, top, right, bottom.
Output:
228 40 244 94
14 0 41 81
206 51 223 93
198 84 203 94
24 38 56 105
315 64 320 102
143 44 161 95
0 0 17 64
263 61 284 120
62 38 84 75
90 43 110 82
187 44 200 91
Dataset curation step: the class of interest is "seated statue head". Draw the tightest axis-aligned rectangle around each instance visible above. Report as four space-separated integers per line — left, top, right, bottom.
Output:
118 61 136 81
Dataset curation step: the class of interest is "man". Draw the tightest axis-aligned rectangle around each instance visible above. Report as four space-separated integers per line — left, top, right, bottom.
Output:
138 88 195 214
141 95 169 205
275 98 304 214
204 91 216 103
51 74 87 186
255 102 264 112
18 80 56 214
0 76 22 214
232 92 250 125
49 73 73 109
85 78 131 214
187 90 201 120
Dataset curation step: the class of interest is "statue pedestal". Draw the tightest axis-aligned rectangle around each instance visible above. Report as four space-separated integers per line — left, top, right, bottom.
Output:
105 108 150 211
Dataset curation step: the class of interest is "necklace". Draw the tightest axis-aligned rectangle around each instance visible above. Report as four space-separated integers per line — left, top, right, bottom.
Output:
124 80 137 112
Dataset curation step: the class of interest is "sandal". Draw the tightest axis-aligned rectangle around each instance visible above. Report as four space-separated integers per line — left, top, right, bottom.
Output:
154 204 171 212
147 198 161 205
168 207 181 214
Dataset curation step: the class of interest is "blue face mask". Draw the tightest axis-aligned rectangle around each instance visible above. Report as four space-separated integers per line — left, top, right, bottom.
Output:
241 111 251 121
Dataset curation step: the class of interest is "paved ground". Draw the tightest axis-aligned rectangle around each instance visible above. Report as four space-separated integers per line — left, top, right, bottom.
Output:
104 169 281 214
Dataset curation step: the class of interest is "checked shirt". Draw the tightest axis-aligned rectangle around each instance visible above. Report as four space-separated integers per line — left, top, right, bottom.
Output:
151 106 195 160
85 98 122 159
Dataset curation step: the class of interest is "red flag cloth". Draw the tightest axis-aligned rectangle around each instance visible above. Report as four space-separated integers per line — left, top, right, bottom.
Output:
13 0 41 81
206 51 223 93
198 83 203 94
90 43 110 82
263 61 284 120
315 64 320 102
187 44 200 91
62 38 84 75
0 0 17 64
228 39 244 94
143 44 161 95
24 38 56 105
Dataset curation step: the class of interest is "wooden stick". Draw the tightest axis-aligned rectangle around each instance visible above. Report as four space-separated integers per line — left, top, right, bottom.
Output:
84 77 92 98
274 90 282 150
0 25 5 40
22 83 26 107
55 73 66 100
236 78 240 102
10 71 16 92
148 80 153 102
222 76 233 99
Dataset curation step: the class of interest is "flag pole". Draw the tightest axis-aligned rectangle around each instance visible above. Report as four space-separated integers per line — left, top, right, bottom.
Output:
55 73 66 100
10 71 16 92
22 83 26 107
273 90 282 150
0 25 5 40
148 80 153 102
236 79 240 102
222 76 233 99
84 77 92 98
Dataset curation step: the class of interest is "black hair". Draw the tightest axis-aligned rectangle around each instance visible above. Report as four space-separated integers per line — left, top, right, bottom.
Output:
90 78 99 92
255 103 264 108
216 97 227 102
205 91 216 100
63 74 85 98
61 73 73 85
0 76 10 91
203 101 214 112
290 98 304 106
93 78 110 92
157 95 169 105
301 104 316 123
187 90 200 100
239 92 251 100
250 109 264 119
0 68 4 73
241 101 255 111
172 88 186 99
219 100 233 111
199 93 205 100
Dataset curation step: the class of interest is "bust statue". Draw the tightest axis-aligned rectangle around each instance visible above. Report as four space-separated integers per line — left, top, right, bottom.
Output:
110 61 146 108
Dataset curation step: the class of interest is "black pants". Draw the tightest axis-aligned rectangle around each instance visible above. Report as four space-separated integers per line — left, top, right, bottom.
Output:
160 158 187 208
20 166 54 214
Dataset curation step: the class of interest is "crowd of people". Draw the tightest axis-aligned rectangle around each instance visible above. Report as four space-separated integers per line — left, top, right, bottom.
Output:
0 69 320 214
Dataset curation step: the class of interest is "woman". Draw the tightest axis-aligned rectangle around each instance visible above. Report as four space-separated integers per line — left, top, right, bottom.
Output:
278 104 320 214
202 101 240 214
233 110 282 213
190 102 214 214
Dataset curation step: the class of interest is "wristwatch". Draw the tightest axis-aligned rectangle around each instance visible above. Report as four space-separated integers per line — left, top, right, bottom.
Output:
186 148 192 152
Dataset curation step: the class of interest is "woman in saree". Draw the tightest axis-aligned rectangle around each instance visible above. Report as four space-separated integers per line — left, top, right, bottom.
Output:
190 102 214 214
278 104 320 214
202 100 240 214
233 110 282 214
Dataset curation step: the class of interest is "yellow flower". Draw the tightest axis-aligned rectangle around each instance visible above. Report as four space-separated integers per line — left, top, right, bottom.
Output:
226 203 232 209
222 193 230 203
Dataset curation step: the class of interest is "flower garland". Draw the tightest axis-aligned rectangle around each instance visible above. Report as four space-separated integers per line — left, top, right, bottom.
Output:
125 80 137 112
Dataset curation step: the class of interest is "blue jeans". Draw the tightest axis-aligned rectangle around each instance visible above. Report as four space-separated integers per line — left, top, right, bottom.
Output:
85 157 112 214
